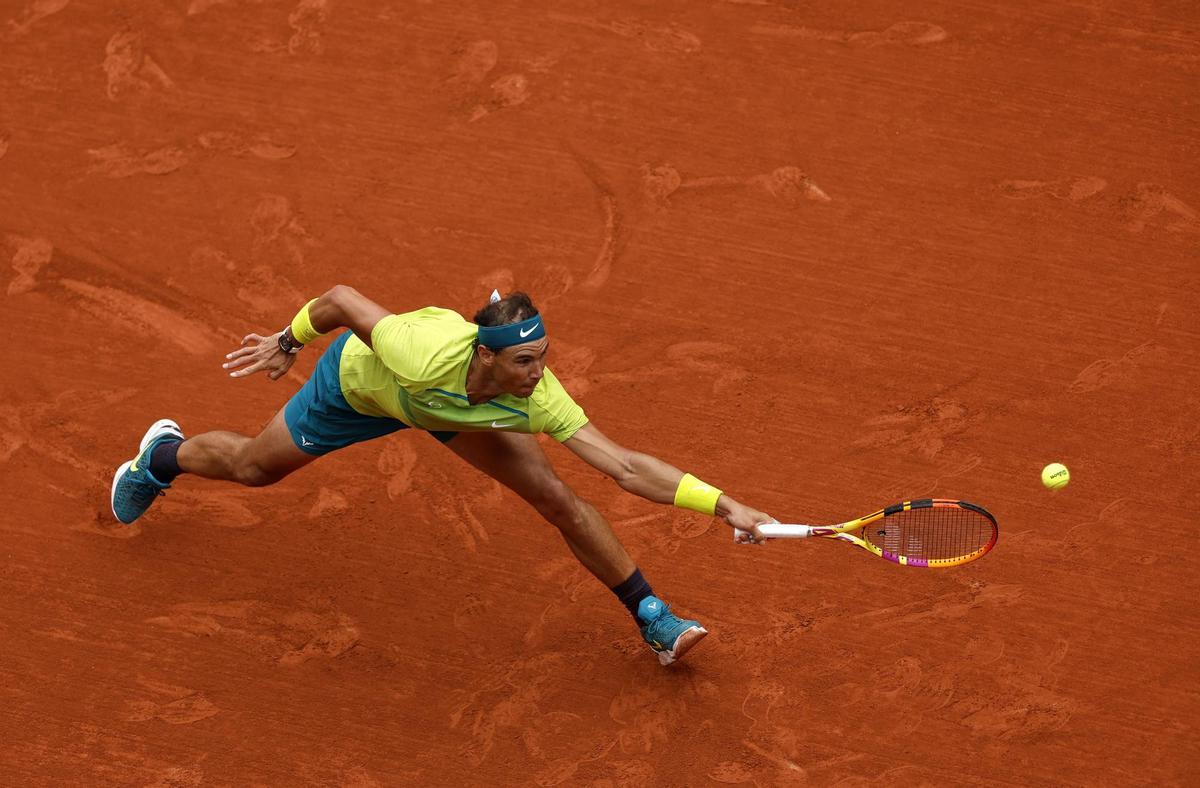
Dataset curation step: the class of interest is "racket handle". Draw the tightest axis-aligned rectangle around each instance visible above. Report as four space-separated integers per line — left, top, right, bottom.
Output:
734 524 814 541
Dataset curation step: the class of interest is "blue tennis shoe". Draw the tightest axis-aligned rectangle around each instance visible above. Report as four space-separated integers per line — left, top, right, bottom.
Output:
638 595 708 665
110 419 185 524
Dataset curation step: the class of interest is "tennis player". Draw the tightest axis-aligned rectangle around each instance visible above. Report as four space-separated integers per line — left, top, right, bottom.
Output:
110 286 775 665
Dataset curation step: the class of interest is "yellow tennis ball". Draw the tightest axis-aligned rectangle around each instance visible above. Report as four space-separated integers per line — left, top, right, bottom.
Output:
1041 463 1070 490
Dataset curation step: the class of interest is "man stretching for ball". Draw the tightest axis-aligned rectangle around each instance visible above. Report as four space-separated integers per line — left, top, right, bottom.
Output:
110 287 774 665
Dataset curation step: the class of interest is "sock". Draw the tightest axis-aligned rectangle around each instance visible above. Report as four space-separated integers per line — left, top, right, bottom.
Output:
148 438 185 484
611 568 655 623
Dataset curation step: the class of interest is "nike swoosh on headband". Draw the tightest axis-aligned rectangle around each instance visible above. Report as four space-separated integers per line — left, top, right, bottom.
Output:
519 323 539 337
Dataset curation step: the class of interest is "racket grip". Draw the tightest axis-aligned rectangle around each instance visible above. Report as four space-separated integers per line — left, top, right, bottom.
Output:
734 524 814 541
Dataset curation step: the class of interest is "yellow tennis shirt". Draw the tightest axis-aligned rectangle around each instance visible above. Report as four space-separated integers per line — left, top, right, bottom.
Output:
337 307 588 441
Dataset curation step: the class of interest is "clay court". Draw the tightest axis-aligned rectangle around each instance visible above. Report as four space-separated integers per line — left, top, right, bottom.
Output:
2 1 1198 785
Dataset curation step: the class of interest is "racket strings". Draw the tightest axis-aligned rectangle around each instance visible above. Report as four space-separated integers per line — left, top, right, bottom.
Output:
868 505 994 561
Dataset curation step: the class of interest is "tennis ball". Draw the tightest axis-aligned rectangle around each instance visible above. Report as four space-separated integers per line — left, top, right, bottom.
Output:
1041 463 1070 490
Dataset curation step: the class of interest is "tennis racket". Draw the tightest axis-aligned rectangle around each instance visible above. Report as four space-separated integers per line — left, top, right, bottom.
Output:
734 498 997 567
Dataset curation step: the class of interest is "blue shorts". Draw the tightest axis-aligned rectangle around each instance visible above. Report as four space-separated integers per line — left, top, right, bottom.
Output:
283 332 457 456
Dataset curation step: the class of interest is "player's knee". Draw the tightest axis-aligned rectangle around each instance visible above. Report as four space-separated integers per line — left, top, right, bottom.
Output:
531 479 582 528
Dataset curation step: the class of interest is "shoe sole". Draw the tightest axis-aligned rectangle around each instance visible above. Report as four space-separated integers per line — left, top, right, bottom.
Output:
658 625 708 666
110 419 184 524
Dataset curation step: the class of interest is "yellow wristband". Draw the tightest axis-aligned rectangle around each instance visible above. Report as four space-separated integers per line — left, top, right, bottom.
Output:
289 298 324 345
674 473 723 515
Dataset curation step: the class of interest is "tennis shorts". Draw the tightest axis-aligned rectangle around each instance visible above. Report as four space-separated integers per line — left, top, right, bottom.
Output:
283 331 457 456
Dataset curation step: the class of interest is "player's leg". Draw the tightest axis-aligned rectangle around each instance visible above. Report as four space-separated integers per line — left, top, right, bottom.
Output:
443 430 706 664
111 331 400 524
177 405 316 486
445 430 634 584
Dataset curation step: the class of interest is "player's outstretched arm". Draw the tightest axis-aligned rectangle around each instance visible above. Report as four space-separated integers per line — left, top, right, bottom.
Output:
222 285 390 380
564 423 775 543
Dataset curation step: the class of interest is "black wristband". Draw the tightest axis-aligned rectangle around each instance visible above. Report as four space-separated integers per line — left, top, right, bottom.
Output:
278 327 304 354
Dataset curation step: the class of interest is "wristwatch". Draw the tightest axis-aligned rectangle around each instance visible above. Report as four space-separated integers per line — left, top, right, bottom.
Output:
278 327 305 354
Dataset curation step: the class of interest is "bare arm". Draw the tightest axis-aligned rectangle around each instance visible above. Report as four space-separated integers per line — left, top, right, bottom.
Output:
563 422 775 540
306 284 390 349
223 284 391 379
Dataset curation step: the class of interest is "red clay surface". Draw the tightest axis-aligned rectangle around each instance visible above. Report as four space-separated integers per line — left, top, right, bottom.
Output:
2 1 1198 785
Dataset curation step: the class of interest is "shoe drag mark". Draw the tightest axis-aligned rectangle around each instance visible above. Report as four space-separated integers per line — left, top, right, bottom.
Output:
546 339 595 397
950 641 1077 742
443 41 533 123
733 678 807 777
642 163 831 210
58 279 215 356
157 489 263 529
454 592 495 657
851 583 1024 634
287 0 328 55
996 176 1107 202
449 652 614 770
852 394 975 461
377 440 418 501
549 13 701 55
4 234 52 296
469 73 532 123
750 21 948 48
307 487 348 517
78 128 297 180
1121 182 1200 234
1 386 135 472
233 0 328 55
474 261 576 314
665 341 750 396
531 735 618 786
126 694 219 725
530 555 592 605
613 508 716 556
0 130 9 162
87 143 188 178
251 194 319 270
146 600 361 665
188 245 307 319
609 674 702 754
565 145 624 292
277 615 360 666
873 451 982 502
1070 341 1160 394
447 40 499 89
197 131 297 161
125 677 219 725
5 0 70 37
1006 498 1149 572
740 678 785 737
425 478 503 554
593 341 751 397
103 31 175 100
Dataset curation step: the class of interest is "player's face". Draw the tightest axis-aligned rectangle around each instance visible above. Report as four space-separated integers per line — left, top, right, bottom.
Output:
497 338 549 397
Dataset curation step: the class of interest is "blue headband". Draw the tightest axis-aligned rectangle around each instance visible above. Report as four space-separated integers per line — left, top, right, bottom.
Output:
477 314 546 349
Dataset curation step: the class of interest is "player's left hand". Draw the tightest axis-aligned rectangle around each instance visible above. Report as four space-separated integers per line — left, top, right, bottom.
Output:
222 331 297 381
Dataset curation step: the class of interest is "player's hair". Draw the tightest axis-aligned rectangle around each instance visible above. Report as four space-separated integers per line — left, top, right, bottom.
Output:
474 291 539 327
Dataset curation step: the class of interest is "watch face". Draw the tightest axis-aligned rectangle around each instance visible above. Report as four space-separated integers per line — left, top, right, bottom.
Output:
279 332 302 353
